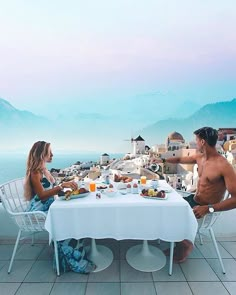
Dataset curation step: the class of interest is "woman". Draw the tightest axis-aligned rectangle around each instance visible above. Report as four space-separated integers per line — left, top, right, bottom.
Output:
24 141 96 273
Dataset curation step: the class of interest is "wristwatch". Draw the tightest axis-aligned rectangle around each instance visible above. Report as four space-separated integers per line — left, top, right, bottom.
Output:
208 204 215 213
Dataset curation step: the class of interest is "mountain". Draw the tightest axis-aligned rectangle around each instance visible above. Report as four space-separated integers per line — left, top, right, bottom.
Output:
141 98 236 144
0 98 46 124
1 97 236 152
169 101 202 119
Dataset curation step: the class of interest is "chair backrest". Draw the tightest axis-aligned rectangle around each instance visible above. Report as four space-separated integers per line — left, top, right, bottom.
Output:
0 178 46 232
198 190 230 231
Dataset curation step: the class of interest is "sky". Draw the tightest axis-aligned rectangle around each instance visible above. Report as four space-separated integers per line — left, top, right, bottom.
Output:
0 0 236 151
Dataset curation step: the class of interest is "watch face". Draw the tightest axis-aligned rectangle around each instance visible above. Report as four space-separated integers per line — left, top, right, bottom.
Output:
209 207 214 213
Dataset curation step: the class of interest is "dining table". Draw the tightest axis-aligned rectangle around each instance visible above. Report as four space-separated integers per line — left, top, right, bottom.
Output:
45 180 198 275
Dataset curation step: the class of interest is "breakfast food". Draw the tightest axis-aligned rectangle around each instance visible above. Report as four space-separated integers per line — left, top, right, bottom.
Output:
114 174 133 183
97 184 108 190
64 187 89 200
141 189 166 198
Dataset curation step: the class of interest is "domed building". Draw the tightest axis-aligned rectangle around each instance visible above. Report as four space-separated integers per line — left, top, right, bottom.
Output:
167 131 185 151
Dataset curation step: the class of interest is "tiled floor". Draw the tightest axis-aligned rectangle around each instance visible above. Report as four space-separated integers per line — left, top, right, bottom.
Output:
0 237 236 295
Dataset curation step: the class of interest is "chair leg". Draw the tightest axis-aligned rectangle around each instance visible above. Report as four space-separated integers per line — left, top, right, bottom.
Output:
8 229 21 274
53 240 60 276
169 242 174 275
209 228 226 274
199 233 203 245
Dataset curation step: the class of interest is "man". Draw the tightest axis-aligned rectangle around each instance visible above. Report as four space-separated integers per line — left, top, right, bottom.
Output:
163 126 236 263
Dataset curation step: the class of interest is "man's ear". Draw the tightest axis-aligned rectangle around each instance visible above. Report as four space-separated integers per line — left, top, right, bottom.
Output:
201 139 205 145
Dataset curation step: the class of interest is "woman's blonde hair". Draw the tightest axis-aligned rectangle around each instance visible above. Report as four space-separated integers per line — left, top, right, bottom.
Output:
24 141 51 200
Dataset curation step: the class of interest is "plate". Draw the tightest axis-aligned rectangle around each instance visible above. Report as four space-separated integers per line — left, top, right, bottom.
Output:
97 184 108 190
60 192 90 200
141 194 168 200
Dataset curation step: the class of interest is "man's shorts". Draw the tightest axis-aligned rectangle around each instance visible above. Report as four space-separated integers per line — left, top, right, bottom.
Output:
183 194 200 208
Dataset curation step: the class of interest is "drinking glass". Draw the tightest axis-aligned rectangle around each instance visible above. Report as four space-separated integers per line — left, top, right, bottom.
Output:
140 176 147 185
89 182 96 192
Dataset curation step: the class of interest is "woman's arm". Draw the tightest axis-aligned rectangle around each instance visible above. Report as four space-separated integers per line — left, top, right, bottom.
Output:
30 171 78 201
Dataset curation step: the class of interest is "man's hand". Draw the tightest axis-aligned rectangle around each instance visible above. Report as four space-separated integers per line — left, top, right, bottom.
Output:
193 205 209 219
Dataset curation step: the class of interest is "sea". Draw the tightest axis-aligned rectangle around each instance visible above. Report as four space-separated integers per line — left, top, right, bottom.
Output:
0 152 123 184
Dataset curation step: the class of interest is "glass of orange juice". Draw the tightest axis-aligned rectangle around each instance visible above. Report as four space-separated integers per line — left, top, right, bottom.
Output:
140 176 147 185
89 181 96 192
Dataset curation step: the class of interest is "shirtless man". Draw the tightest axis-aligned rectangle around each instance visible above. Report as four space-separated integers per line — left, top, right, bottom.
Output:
163 126 236 263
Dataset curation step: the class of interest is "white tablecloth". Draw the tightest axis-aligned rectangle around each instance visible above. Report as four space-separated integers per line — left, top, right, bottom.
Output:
45 180 198 243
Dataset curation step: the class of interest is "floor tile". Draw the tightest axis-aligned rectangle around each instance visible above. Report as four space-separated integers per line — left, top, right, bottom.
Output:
0 283 20 295
188 245 204 258
222 282 236 295
51 282 86 295
24 260 56 282
56 271 89 283
154 282 192 295
0 244 18 260
195 241 232 258
207 258 236 281
220 241 236 258
189 282 229 295
121 282 156 295
15 282 53 295
0 260 35 282
15 244 45 260
88 260 120 282
0 260 7 270
152 259 186 281
180 259 219 281
120 260 153 282
86 282 120 295
37 244 54 260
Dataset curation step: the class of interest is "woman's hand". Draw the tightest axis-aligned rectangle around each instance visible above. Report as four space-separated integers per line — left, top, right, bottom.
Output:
61 181 78 191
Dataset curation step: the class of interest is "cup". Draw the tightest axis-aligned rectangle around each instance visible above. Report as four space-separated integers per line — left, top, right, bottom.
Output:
151 179 158 189
89 182 96 192
140 176 147 185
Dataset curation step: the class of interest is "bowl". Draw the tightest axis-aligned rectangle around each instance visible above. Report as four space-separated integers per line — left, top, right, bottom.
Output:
103 189 117 197
119 188 127 195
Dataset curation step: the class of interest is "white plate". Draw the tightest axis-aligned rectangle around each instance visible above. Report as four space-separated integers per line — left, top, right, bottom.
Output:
141 194 168 200
60 192 90 200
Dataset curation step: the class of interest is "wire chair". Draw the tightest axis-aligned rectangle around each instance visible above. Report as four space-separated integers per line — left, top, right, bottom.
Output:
0 178 47 273
169 189 230 275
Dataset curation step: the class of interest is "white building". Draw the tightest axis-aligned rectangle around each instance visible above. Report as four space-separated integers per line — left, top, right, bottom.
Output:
100 153 110 165
133 135 145 155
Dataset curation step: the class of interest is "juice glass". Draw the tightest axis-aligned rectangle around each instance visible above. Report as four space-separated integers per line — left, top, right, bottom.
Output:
140 176 147 185
89 182 96 192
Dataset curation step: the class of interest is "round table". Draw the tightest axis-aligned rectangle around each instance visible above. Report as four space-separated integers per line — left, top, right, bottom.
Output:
87 239 113 272
126 240 166 272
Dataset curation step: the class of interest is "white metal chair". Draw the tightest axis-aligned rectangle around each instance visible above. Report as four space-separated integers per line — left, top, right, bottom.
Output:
197 190 230 274
168 190 230 275
0 178 47 273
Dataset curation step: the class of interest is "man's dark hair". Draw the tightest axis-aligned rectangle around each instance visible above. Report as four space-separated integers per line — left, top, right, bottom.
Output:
194 127 218 147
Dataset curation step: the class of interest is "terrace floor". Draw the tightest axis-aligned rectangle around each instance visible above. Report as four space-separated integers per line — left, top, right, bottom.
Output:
0 237 236 295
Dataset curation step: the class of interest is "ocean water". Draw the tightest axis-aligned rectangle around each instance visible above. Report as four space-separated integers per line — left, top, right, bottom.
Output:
0 153 123 184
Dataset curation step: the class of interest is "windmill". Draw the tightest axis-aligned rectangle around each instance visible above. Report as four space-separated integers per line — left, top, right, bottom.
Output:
123 137 134 153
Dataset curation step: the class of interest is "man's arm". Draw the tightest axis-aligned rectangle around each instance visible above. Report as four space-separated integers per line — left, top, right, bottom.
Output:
213 161 236 212
165 155 198 165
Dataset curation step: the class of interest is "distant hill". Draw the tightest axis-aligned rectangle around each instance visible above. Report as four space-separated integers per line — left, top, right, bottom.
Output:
141 98 236 144
1 97 236 151
0 98 47 125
